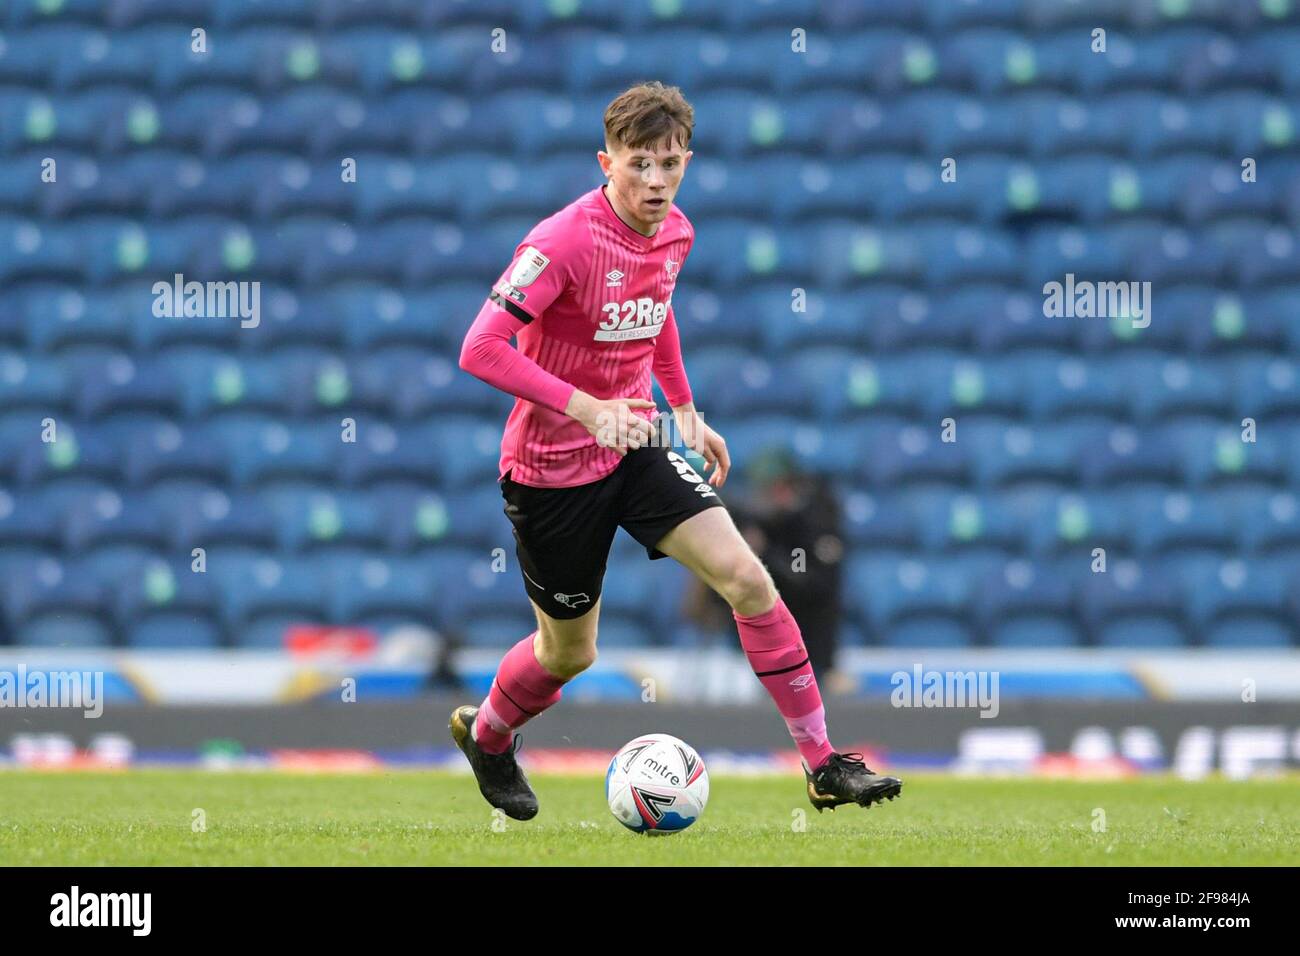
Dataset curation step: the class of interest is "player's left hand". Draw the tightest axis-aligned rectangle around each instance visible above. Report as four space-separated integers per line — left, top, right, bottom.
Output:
673 407 730 489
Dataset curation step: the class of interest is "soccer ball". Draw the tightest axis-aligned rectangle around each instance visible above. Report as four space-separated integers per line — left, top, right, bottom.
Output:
605 733 709 835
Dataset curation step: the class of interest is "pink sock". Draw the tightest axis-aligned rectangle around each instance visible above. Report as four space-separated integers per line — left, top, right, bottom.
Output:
734 596 836 773
474 631 568 754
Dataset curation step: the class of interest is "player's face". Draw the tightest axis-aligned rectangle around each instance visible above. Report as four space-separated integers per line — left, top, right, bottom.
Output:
602 138 692 233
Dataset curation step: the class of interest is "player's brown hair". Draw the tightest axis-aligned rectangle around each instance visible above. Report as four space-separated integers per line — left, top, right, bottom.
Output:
604 81 694 153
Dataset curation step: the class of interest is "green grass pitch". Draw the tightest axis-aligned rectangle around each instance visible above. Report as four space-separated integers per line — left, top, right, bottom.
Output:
0 770 1296 866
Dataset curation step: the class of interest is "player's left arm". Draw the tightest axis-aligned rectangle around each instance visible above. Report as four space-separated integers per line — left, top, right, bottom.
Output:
654 301 730 487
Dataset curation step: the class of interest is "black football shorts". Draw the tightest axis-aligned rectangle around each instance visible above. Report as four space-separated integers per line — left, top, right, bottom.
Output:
499 434 727 620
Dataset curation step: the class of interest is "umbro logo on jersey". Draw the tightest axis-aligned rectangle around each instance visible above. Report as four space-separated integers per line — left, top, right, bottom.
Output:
606 269 624 287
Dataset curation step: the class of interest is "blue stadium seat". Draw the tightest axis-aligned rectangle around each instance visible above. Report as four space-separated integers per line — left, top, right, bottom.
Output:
0 351 69 414
213 0 318 30
591 616 653 648
325 553 435 629
431 547 522 629
718 415 806 476
1176 289 1287 354
860 421 973 489
1031 491 1135 558
1079 425 1183 488
62 488 167 553
1023 93 1142 159
1131 489 1235 558
795 350 924 420
454 474 516 541
454 611 537 648
1235 491 1300 556
163 488 278 553
212 553 329 646
212 417 339 487
335 420 443 487
1122 354 1232 423
4 555 113 647
848 555 975 647
359 348 495 419
14 421 122 489
1169 420 1285 487
777 418 867 480
862 287 975 354
973 558 1081 647
0 220 83 284
1234 355 1300 418
912 489 1032 556
967 422 1080 488
264 488 385 553
916 223 1021 287
916 354 1027 419
1078 559 1187 648
839 490 922 551
115 558 223 649
600 557 653 619
912 95 1028 160
1183 558 1294 647
0 487 60 550
709 354 814 417
72 353 181 418
1024 226 1124 287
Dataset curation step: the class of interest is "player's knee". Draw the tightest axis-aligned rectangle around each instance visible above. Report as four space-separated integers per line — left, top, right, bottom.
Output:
536 616 598 678
720 556 775 616
548 637 597 678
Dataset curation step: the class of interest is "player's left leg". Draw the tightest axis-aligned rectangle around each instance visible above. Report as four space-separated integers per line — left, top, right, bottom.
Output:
653 505 903 811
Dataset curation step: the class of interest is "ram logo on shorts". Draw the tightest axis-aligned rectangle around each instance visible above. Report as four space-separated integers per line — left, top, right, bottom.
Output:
554 591 592 609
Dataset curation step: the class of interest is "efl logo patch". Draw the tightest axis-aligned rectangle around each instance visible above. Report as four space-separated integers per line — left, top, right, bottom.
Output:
509 246 550 288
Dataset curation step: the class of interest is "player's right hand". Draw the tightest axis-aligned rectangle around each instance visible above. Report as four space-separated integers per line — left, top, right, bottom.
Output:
575 395 657 456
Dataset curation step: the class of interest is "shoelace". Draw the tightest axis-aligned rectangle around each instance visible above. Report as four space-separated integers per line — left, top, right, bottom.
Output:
828 752 874 775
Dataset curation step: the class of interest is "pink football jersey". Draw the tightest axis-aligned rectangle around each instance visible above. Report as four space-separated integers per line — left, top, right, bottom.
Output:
469 183 695 487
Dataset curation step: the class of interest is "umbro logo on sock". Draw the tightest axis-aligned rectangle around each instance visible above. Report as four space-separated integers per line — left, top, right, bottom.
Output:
789 674 815 691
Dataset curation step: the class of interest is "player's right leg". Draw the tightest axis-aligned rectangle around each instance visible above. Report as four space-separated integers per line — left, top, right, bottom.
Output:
450 597 601 821
449 467 620 819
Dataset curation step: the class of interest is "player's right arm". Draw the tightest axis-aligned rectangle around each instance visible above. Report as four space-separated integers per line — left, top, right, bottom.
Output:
458 237 654 454
458 299 576 414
